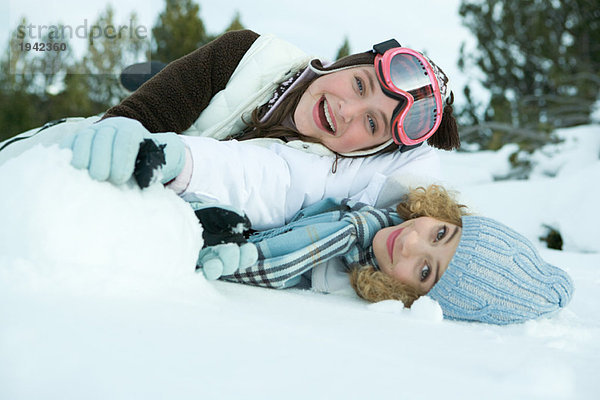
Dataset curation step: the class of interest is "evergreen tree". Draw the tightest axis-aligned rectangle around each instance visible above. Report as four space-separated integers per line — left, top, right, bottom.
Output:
202 11 246 44
34 27 75 96
458 0 600 150
152 0 207 62
335 37 351 60
224 11 244 32
0 8 150 141
0 18 54 140
76 7 148 109
0 2 247 141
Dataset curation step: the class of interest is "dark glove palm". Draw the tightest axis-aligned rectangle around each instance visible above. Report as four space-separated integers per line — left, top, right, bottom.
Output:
194 205 252 248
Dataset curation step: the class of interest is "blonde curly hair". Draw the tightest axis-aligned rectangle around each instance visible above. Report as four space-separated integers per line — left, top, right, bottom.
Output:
349 184 467 307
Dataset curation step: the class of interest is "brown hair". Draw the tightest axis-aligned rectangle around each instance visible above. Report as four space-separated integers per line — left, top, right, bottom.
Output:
239 53 374 143
240 54 460 154
428 92 460 150
240 73 317 142
349 184 467 307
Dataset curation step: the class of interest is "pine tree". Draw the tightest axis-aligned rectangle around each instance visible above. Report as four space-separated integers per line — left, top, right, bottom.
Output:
224 11 244 32
458 0 600 150
152 0 207 62
0 8 151 141
76 7 148 108
335 37 351 60
0 18 56 140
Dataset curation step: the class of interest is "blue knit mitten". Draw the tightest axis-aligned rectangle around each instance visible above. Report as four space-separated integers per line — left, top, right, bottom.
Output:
60 116 185 186
198 242 258 280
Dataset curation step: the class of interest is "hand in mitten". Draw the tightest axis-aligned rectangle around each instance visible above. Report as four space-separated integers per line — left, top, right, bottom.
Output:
60 116 185 187
197 242 258 280
194 204 252 247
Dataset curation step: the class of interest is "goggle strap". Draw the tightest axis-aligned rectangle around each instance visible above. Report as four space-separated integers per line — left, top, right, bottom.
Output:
373 39 401 55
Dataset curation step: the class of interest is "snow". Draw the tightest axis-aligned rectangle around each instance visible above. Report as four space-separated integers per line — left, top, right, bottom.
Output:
1 125 600 399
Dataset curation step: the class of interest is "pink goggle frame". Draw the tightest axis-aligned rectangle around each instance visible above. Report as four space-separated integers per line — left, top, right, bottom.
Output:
374 40 443 146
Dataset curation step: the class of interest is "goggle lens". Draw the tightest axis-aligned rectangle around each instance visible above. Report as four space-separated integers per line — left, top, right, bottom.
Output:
389 53 433 94
403 92 437 140
375 47 443 146
389 53 439 140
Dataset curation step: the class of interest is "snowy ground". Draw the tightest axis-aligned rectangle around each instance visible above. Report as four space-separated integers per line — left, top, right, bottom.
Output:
1 125 599 399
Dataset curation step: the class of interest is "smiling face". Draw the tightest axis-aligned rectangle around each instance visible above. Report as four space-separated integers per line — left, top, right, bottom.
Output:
293 66 398 154
372 216 462 294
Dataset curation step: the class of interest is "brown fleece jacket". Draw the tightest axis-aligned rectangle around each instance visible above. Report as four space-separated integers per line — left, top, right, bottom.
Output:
103 30 260 134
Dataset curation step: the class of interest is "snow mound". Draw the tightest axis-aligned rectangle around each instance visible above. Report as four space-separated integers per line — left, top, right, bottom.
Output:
0 145 206 299
368 297 444 322
440 124 600 253
1 126 599 399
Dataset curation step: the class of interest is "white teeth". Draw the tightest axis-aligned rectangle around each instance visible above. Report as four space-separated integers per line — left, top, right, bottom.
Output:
323 99 336 133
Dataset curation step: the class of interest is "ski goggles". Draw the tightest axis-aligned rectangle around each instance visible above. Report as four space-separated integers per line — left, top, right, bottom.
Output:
373 39 444 146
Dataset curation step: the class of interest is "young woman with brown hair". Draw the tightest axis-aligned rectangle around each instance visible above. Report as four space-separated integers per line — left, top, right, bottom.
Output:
24 29 459 229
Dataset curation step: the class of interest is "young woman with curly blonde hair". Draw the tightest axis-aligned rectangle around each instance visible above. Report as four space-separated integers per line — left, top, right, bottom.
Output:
349 184 466 307
197 184 573 325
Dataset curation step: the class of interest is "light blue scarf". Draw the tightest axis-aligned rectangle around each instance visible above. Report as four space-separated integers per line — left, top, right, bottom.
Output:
222 198 403 288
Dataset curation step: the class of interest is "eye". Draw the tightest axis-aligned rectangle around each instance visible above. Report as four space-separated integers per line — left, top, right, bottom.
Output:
420 264 431 281
367 115 376 134
435 226 447 242
355 77 364 95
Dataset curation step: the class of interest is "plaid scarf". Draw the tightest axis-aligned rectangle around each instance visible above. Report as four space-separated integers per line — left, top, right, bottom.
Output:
221 198 403 288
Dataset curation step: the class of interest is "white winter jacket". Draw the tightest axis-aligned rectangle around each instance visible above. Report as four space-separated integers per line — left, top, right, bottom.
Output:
0 32 442 232
175 34 441 229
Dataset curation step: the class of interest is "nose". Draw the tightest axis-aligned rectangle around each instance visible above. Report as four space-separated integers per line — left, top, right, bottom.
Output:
399 229 421 258
338 99 365 123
